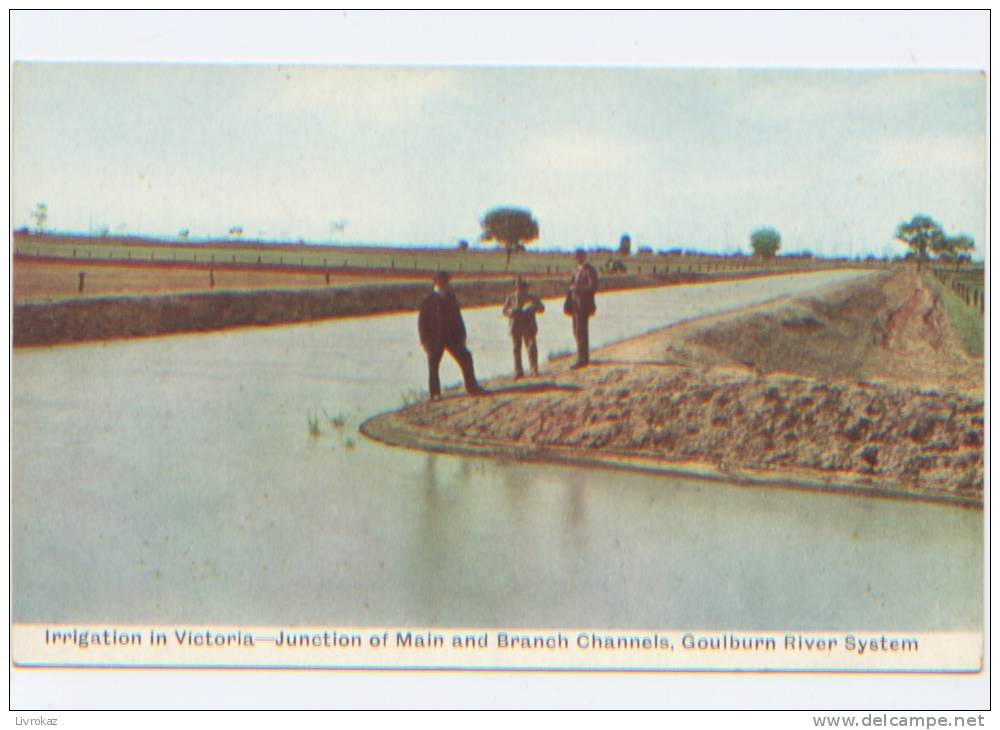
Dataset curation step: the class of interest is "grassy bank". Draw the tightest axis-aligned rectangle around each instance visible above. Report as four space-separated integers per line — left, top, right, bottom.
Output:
926 272 984 357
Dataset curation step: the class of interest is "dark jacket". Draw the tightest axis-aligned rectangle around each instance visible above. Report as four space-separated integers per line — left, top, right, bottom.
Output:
419 288 467 349
569 263 599 317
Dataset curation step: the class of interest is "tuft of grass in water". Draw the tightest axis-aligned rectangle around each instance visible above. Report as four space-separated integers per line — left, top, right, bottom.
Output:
307 413 321 437
547 348 574 362
323 409 347 428
926 274 984 357
400 389 426 407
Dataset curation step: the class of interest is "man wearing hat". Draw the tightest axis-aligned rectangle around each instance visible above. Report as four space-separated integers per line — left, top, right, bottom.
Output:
566 249 599 368
502 276 546 378
418 271 485 398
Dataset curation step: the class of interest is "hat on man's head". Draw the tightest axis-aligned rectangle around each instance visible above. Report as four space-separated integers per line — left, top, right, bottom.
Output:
514 276 528 289
433 270 451 285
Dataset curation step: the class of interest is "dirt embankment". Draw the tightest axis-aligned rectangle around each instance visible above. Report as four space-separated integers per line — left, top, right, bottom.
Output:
12 264 839 347
11 274 629 347
362 270 984 505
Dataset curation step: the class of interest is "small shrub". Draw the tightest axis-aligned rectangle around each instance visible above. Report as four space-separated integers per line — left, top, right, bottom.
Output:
324 409 347 428
400 389 425 406
307 413 321 437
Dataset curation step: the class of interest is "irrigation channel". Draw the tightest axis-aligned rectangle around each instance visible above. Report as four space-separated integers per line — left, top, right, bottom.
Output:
12 270 982 630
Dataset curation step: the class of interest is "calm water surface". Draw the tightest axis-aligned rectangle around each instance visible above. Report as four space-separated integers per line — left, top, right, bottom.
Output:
11 270 982 629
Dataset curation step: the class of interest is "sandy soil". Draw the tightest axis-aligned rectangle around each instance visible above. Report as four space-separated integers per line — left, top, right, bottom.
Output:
362 270 984 505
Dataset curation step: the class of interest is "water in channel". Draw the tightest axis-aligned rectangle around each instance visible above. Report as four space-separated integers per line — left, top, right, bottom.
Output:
11 270 982 630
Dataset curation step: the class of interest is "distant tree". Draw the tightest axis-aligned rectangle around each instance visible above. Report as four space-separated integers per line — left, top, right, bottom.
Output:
750 227 781 258
480 207 539 269
637 246 653 256
619 233 632 256
457 239 469 251
329 219 348 240
30 202 48 232
178 228 190 241
229 225 243 239
894 215 944 270
933 233 975 271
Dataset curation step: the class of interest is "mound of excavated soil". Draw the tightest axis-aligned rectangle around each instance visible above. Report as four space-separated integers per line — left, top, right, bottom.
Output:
362 270 984 505
601 270 982 394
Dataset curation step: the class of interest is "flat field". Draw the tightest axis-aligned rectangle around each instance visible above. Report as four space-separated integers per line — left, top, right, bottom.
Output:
12 259 426 303
12 231 855 302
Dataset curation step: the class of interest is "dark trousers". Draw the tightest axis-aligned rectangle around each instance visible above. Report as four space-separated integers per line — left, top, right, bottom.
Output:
572 313 590 365
512 332 538 376
426 341 479 397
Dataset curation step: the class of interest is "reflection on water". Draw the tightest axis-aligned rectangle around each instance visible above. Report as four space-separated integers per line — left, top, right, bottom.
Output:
11 271 982 629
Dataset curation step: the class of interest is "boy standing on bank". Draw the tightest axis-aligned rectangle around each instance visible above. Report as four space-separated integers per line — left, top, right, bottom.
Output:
502 276 546 378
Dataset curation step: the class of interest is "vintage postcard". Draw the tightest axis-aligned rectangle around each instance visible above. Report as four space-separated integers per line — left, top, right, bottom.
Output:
9 13 988 711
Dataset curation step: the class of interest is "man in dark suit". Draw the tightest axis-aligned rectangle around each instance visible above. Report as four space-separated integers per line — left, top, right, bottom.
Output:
418 271 485 399
567 249 599 368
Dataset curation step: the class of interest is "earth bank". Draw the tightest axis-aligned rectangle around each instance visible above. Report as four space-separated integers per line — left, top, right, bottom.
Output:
362 270 984 505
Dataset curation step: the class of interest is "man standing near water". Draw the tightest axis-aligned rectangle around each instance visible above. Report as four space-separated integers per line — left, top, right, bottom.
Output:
502 276 545 378
566 249 599 368
418 271 486 399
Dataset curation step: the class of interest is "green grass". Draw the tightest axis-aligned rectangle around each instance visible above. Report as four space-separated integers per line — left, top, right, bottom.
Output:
400 389 425 406
927 274 984 357
323 409 348 428
13 231 869 279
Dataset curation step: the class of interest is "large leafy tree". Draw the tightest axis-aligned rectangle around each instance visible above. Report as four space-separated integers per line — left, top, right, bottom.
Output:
894 215 944 269
480 207 539 269
750 226 781 258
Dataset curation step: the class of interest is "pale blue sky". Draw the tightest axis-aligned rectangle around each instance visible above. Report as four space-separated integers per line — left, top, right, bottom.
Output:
12 63 986 258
